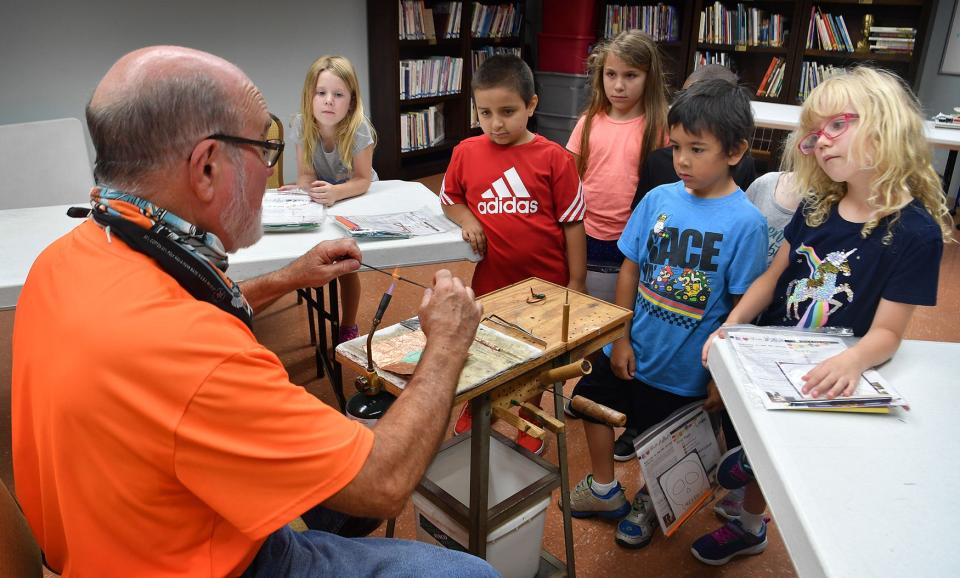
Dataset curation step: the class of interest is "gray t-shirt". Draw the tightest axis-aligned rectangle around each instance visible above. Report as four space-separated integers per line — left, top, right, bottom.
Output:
745 171 796 264
295 114 378 184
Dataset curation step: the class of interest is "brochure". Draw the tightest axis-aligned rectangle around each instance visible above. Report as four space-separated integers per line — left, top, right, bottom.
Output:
333 207 453 239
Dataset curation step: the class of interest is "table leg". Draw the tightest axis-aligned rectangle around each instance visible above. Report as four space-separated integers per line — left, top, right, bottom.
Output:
553 376 577 578
468 394 492 558
312 280 345 411
946 150 959 229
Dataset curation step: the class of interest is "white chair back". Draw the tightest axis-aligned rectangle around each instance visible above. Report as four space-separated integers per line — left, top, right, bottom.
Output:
0 118 94 210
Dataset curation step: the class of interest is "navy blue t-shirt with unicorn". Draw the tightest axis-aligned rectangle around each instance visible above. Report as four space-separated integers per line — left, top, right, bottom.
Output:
758 200 943 336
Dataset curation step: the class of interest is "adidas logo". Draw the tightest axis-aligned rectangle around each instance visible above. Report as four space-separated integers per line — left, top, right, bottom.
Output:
477 166 539 215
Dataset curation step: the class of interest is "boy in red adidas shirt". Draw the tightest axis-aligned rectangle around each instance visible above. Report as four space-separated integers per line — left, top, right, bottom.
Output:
440 55 587 453
441 55 586 296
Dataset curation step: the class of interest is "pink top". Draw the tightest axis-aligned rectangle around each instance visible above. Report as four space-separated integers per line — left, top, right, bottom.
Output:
567 112 649 240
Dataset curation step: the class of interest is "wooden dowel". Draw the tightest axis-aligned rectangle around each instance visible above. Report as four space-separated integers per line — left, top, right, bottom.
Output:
517 401 565 434
492 406 546 439
561 290 570 342
570 395 626 427
538 359 592 385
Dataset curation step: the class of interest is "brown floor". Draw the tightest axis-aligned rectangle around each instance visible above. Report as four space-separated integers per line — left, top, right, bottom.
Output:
1 176 958 576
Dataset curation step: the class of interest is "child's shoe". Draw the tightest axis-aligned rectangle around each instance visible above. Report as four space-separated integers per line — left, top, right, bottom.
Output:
715 446 754 490
516 431 546 455
453 403 471 435
565 475 630 519
613 428 638 462
338 324 359 343
690 519 768 566
714 488 745 522
562 399 581 419
615 491 657 548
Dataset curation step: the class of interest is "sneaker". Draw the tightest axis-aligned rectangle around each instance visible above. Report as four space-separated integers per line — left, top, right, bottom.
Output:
453 403 471 436
691 519 768 566
563 399 581 419
516 430 546 455
714 488 745 522
615 491 657 549
338 324 359 343
715 446 754 490
565 475 630 519
613 428 639 462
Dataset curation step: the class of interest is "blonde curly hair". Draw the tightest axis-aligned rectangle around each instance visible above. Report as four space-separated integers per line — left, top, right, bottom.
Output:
782 66 953 243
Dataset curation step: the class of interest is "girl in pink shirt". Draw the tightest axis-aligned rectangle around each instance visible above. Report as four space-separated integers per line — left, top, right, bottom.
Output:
566 30 669 289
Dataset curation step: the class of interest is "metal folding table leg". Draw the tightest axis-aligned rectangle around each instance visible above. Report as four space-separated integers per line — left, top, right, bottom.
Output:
552 377 577 577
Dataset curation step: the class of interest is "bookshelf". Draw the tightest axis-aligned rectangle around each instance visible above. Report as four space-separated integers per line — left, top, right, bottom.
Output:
594 1 935 105
368 1 527 180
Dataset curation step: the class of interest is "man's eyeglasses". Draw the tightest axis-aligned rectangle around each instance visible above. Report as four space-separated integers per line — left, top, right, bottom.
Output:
208 134 284 167
797 114 860 155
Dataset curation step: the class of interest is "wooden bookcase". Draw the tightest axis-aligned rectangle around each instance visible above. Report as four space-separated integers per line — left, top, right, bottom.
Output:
594 0 935 104
367 1 527 180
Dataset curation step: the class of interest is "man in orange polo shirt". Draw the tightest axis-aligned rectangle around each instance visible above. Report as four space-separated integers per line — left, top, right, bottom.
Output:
12 46 496 577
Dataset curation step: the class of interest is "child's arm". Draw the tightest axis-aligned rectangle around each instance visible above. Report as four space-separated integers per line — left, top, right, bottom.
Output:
609 258 640 380
305 145 375 207
562 222 587 293
441 203 486 256
701 241 791 366
802 299 915 399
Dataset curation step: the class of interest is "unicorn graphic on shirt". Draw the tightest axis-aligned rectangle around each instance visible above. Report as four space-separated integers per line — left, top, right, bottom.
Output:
786 245 856 328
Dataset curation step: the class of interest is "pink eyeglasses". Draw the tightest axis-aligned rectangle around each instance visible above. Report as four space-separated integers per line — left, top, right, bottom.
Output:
797 113 860 155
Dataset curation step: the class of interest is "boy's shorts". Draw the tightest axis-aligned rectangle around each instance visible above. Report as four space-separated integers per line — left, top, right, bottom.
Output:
571 352 703 431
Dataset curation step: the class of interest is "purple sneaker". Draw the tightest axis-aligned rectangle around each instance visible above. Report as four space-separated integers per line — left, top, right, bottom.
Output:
716 446 754 490
691 519 767 566
338 324 359 343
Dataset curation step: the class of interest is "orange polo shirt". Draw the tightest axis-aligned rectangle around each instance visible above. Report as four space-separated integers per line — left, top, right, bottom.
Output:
12 220 374 577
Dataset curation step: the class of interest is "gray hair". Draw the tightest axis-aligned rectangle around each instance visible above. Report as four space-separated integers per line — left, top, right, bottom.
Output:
86 72 244 189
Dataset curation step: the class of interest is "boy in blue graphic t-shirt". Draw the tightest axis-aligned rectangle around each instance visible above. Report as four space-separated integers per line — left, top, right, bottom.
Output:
567 79 767 550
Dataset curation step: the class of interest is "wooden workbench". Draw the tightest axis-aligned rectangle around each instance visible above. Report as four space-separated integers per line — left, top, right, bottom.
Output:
336 278 632 577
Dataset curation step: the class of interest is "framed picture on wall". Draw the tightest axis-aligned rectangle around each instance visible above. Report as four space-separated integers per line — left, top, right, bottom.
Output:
941 0 960 75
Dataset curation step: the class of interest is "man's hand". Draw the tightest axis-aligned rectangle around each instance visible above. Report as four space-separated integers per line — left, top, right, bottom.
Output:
286 238 361 289
609 338 635 380
418 270 482 358
306 180 338 207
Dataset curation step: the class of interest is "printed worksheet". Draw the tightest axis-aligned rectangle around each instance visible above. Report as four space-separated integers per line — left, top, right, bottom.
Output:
726 328 905 409
261 189 325 229
334 207 453 237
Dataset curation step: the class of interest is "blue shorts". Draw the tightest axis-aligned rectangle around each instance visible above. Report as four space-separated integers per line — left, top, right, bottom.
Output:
572 352 703 431
586 235 624 273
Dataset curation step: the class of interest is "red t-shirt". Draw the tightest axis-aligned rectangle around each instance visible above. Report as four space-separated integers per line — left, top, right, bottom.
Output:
440 134 584 296
12 220 374 577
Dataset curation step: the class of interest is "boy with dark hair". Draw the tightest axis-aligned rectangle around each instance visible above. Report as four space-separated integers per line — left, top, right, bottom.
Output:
440 54 587 454
631 65 757 212
566 78 767 550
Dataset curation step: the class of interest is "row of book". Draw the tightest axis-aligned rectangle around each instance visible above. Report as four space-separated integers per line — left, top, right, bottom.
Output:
399 57 464 100
797 60 843 101
471 46 521 74
470 2 522 39
602 4 680 42
698 2 788 47
693 50 734 71
868 26 916 56
400 104 446 152
756 57 786 98
398 1 462 40
805 7 853 52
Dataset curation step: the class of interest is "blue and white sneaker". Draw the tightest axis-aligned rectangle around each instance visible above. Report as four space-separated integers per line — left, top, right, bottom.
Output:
691 519 768 566
565 474 630 519
615 491 657 548
716 446 754 490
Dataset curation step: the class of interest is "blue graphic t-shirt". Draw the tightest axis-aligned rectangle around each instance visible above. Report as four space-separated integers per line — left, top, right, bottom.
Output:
607 181 767 397
758 200 943 336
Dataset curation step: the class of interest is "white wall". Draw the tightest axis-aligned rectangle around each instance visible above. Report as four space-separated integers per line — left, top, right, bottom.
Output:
0 0 368 183
918 0 960 202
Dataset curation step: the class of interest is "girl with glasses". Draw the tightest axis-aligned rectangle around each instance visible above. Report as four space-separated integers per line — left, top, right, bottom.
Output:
690 66 954 566
288 55 378 342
